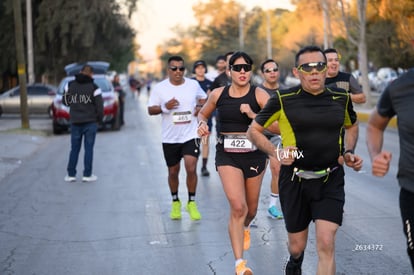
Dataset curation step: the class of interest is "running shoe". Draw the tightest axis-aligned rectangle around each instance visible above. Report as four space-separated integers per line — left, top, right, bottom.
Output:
235 260 253 275
186 201 201 220
283 253 303 275
201 167 210 176
64 175 76 182
170 201 182 220
268 205 283 219
243 228 250 250
82 175 98 182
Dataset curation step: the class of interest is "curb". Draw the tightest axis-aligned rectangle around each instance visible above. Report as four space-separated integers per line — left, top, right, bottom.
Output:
356 111 397 128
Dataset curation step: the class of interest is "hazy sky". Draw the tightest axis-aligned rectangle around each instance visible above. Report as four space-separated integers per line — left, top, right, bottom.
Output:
132 0 294 60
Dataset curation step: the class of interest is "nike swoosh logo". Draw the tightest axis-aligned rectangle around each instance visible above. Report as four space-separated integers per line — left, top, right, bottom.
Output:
332 96 341 100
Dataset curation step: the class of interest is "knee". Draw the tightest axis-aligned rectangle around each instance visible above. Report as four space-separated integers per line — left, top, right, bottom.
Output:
288 242 306 258
231 202 248 219
168 168 180 178
316 234 335 255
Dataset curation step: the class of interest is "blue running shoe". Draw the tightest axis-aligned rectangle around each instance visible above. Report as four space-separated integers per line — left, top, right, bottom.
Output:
268 205 283 219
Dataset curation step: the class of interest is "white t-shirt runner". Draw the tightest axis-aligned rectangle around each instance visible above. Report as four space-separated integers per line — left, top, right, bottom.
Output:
148 77 207 143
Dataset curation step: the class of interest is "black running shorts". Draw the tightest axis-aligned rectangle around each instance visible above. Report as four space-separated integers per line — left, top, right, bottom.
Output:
162 138 200 167
215 142 267 179
279 165 345 233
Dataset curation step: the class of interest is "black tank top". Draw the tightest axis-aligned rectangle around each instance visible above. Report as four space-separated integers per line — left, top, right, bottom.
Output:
216 85 261 133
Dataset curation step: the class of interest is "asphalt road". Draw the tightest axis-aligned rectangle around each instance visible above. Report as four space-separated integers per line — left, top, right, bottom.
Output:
0 91 412 275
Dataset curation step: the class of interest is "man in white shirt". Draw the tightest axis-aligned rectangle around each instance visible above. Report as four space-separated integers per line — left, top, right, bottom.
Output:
148 55 207 220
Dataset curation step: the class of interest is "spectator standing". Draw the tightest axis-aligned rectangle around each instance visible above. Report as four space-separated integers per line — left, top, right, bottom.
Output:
147 56 207 221
192 60 213 176
247 46 363 275
366 68 414 271
62 65 103 182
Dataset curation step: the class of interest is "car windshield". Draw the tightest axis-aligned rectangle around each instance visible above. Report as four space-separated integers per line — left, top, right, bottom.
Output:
57 76 112 94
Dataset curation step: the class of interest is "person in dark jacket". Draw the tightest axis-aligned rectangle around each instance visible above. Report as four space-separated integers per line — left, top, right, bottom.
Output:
62 65 104 182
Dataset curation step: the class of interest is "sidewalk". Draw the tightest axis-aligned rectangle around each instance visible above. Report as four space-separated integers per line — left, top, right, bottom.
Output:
0 116 51 182
354 105 397 128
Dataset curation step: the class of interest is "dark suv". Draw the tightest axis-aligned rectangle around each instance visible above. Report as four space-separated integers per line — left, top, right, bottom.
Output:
51 61 121 134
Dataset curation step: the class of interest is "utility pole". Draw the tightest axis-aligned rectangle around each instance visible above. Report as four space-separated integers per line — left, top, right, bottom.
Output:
13 0 30 129
239 10 244 50
322 0 331 49
26 0 35 84
266 10 272 59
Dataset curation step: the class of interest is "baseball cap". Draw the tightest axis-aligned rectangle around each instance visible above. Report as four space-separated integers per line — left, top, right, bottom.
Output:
192 60 207 73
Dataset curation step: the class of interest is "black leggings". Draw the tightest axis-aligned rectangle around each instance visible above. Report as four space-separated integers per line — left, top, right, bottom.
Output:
400 187 414 271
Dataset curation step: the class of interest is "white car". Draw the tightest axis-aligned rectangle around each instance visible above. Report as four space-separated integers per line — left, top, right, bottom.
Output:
373 67 398 93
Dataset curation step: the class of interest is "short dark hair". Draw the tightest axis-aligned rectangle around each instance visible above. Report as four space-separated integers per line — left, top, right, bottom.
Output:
295 45 326 67
168 55 184 65
225 51 235 60
260 59 279 73
81 64 93 74
228 51 254 66
215 55 226 62
323 48 338 55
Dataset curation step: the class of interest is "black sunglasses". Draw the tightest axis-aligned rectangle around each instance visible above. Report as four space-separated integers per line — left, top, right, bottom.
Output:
169 66 185 72
297 62 327 73
231 64 252 72
264 67 279 73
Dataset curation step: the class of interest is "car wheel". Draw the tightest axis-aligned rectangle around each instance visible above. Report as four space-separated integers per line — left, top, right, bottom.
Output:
53 122 65 135
47 105 53 118
111 112 121 131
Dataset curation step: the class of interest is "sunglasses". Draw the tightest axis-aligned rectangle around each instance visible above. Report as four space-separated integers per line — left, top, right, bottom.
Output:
264 67 279 73
297 62 327 73
169 66 185 72
231 64 252 72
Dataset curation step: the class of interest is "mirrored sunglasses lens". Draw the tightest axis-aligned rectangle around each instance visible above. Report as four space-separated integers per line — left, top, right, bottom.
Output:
265 68 278 73
299 62 326 73
316 63 326 71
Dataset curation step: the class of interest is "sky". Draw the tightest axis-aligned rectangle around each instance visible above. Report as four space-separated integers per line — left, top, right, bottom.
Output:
131 0 295 61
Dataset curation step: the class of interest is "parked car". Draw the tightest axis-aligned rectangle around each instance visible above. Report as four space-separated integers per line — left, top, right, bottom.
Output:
372 67 398 93
0 83 57 117
51 61 121 134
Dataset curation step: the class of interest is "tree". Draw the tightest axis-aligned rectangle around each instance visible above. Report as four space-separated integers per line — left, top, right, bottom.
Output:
35 0 137 81
1 0 138 87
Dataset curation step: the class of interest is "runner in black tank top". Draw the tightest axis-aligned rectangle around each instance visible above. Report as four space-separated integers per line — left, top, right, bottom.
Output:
196 51 278 275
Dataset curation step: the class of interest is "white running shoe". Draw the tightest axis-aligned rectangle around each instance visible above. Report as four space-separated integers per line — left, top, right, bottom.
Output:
64 175 76 182
82 175 98 182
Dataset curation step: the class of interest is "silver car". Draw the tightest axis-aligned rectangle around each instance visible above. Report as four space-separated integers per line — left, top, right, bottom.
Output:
0 83 57 117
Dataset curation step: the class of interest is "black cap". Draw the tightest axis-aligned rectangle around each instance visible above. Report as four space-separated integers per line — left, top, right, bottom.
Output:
192 60 207 73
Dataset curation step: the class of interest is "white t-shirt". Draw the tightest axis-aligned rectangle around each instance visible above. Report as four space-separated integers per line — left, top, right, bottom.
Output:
148 77 207 143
